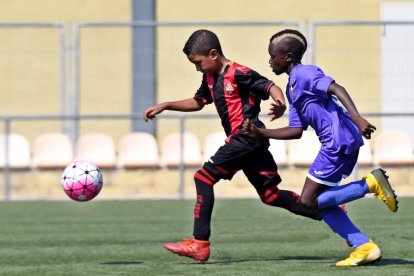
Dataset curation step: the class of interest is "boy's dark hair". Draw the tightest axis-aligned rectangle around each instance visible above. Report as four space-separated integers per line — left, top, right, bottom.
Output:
270 29 307 61
183 29 223 56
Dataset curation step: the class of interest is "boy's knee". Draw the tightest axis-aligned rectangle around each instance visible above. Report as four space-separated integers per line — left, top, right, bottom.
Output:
300 197 318 209
194 167 218 186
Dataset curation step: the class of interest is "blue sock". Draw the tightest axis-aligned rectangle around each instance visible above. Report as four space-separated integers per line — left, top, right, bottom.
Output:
318 180 369 210
322 205 370 247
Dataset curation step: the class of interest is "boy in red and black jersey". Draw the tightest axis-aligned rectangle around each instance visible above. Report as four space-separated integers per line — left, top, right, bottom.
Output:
144 29 321 263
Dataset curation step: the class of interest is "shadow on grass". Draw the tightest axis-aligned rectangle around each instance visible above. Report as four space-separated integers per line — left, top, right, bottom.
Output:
199 257 414 266
376 258 414 266
192 256 333 265
101 261 143 265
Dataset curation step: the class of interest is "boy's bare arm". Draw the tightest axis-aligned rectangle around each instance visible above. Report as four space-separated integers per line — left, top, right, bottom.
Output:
242 119 302 140
327 82 376 139
144 98 205 121
268 84 287 121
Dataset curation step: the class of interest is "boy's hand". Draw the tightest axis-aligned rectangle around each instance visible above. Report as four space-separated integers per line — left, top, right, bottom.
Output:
268 100 286 121
144 104 165 122
242 119 261 139
353 116 376 139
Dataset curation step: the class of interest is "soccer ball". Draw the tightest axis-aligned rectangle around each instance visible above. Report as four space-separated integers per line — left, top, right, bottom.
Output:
61 161 103 202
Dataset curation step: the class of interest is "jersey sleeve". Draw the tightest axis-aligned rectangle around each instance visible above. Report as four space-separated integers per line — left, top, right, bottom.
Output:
312 67 334 94
235 68 273 100
296 66 334 99
288 104 308 129
194 75 213 104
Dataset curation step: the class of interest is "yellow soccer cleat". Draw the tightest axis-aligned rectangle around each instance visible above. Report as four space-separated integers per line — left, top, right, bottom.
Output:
365 168 398 212
336 240 381 267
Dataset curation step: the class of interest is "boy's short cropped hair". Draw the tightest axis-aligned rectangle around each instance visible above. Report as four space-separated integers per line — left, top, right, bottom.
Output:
270 29 307 61
183 29 223 56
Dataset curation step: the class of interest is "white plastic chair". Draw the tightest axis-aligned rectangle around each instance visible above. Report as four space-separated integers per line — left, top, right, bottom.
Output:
160 132 202 168
0 133 31 169
32 133 74 169
75 133 116 169
203 132 226 161
118 132 160 169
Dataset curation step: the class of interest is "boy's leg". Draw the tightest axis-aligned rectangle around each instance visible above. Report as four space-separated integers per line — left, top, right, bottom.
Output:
308 171 397 212
192 168 217 240
314 179 368 210
322 206 381 267
164 142 241 263
304 149 398 211
321 205 370 247
301 150 382 266
164 166 219 263
301 178 372 246
244 148 322 220
301 178 382 266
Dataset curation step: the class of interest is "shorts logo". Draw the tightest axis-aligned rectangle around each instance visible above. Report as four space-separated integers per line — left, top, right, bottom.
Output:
313 170 324 175
225 83 234 95
208 85 213 89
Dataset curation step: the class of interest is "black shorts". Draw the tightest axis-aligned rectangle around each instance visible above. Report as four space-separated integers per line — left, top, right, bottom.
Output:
203 134 282 191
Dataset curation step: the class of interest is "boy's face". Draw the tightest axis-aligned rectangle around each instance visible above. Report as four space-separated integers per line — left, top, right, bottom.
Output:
268 42 288 75
187 50 219 75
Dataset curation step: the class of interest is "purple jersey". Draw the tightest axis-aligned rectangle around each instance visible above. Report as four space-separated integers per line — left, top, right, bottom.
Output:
287 64 363 154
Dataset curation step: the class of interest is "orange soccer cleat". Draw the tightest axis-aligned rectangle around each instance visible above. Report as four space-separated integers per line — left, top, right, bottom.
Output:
163 238 210 263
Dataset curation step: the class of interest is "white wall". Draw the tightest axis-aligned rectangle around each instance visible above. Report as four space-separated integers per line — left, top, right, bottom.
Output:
381 2 414 146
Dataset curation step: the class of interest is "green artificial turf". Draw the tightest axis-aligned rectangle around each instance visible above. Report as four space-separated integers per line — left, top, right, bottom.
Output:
0 198 412 275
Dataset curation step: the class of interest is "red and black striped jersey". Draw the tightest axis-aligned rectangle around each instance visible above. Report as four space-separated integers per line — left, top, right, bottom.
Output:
194 62 274 139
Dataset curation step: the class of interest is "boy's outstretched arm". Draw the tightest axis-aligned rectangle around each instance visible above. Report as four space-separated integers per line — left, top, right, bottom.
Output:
327 83 376 139
242 119 302 140
268 84 287 121
144 98 205 121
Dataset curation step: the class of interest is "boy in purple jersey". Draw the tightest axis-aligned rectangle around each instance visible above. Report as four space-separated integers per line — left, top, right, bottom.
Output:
243 29 398 267
144 29 322 263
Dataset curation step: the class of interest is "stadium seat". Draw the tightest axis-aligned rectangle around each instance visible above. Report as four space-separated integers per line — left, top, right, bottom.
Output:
288 130 320 167
269 139 288 167
75 133 117 169
32 133 74 170
0 133 31 169
357 138 374 166
203 131 226 161
160 132 202 168
118 132 160 169
374 130 414 166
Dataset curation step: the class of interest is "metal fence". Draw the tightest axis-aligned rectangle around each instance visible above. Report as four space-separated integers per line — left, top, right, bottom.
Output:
309 20 414 142
0 22 66 120
0 20 414 200
73 20 302 142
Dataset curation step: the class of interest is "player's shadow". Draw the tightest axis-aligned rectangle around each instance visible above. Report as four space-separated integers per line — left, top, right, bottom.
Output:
195 256 332 265
374 258 414 266
100 261 143 265
197 256 414 266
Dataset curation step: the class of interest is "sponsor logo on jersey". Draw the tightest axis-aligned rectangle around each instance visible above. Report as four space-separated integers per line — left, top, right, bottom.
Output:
225 83 234 95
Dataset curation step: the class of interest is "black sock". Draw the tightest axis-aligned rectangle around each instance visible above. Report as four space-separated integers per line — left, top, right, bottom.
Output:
193 170 216 240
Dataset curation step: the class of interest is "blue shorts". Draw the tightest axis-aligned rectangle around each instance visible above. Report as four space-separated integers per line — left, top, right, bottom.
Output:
307 147 359 186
